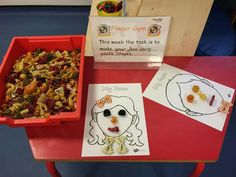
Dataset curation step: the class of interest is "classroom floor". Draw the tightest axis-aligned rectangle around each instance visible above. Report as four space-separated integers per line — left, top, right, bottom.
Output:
0 6 236 177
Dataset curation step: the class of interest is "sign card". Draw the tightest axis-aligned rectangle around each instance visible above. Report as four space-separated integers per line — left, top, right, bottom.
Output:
90 16 170 63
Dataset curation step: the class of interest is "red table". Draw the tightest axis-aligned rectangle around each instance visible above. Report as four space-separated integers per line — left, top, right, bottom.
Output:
25 56 236 177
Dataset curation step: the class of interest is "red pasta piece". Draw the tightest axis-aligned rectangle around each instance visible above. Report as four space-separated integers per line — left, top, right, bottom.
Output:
209 95 215 106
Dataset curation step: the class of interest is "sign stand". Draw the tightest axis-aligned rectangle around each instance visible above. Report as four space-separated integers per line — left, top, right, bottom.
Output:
90 16 171 69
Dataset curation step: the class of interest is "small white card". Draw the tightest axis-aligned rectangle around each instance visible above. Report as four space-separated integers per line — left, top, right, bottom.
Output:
82 83 150 157
90 16 170 63
143 64 235 131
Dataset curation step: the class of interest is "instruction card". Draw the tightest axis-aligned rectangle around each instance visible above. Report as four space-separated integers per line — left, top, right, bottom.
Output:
143 64 235 131
90 16 170 63
82 83 150 157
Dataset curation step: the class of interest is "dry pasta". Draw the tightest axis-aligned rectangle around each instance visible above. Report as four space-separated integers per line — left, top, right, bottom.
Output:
0 48 81 119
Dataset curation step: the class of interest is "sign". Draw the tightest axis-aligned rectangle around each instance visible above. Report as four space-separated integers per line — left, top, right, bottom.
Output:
90 16 170 63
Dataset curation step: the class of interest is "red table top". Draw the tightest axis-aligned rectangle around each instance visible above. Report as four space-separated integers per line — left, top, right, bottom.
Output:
26 56 236 162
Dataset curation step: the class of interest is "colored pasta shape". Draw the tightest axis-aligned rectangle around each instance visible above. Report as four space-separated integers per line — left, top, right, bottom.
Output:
0 48 81 119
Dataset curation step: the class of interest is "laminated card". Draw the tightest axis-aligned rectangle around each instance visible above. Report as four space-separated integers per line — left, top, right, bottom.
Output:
143 64 235 131
82 83 149 157
90 16 170 64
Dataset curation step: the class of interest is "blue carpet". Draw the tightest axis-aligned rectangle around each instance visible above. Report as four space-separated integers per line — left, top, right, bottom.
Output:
0 127 49 177
0 6 236 177
0 6 90 62
195 3 236 56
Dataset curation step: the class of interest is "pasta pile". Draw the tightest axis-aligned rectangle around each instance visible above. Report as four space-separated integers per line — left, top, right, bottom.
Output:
0 48 81 119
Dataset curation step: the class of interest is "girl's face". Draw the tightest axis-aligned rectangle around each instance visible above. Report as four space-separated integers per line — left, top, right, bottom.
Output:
179 80 222 115
95 105 134 137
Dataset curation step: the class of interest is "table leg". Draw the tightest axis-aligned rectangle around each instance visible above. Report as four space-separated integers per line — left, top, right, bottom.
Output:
46 161 62 177
189 162 205 177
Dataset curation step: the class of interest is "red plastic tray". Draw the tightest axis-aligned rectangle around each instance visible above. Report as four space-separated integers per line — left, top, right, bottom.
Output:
0 35 85 127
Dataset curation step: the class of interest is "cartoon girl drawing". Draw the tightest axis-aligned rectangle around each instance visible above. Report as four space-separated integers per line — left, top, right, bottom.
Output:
87 95 144 151
166 74 224 116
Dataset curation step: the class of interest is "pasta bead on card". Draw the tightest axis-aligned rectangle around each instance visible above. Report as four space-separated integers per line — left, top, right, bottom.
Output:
187 94 194 103
192 85 200 93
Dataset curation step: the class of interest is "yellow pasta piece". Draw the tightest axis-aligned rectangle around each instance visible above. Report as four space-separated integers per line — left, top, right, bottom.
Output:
55 50 62 58
9 103 21 112
38 51 47 57
68 93 76 108
33 87 41 96
20 74 27 79
6 83 15 95
32 70 41 77
46 88 54 96
53 95 60 101
55 101 63 109
55 87 64 96
38 93 47 103
13 60 24 72
37 102 48 117
20 109 29 115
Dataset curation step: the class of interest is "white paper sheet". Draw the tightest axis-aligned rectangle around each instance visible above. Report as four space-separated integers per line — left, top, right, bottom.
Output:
82 83 150 157
143 64 235 131
90 16 170 63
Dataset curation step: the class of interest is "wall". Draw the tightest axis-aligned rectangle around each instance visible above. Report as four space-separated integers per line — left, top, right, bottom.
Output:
0 0 92 5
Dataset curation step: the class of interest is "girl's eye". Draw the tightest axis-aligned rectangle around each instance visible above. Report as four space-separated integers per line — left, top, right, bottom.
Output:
103 109 111 117
118 109 126 116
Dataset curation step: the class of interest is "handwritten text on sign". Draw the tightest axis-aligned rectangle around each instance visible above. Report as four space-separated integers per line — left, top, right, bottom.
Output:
90 16 170 62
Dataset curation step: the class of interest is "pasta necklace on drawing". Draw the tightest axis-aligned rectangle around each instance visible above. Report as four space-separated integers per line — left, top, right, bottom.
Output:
102 136 128 154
